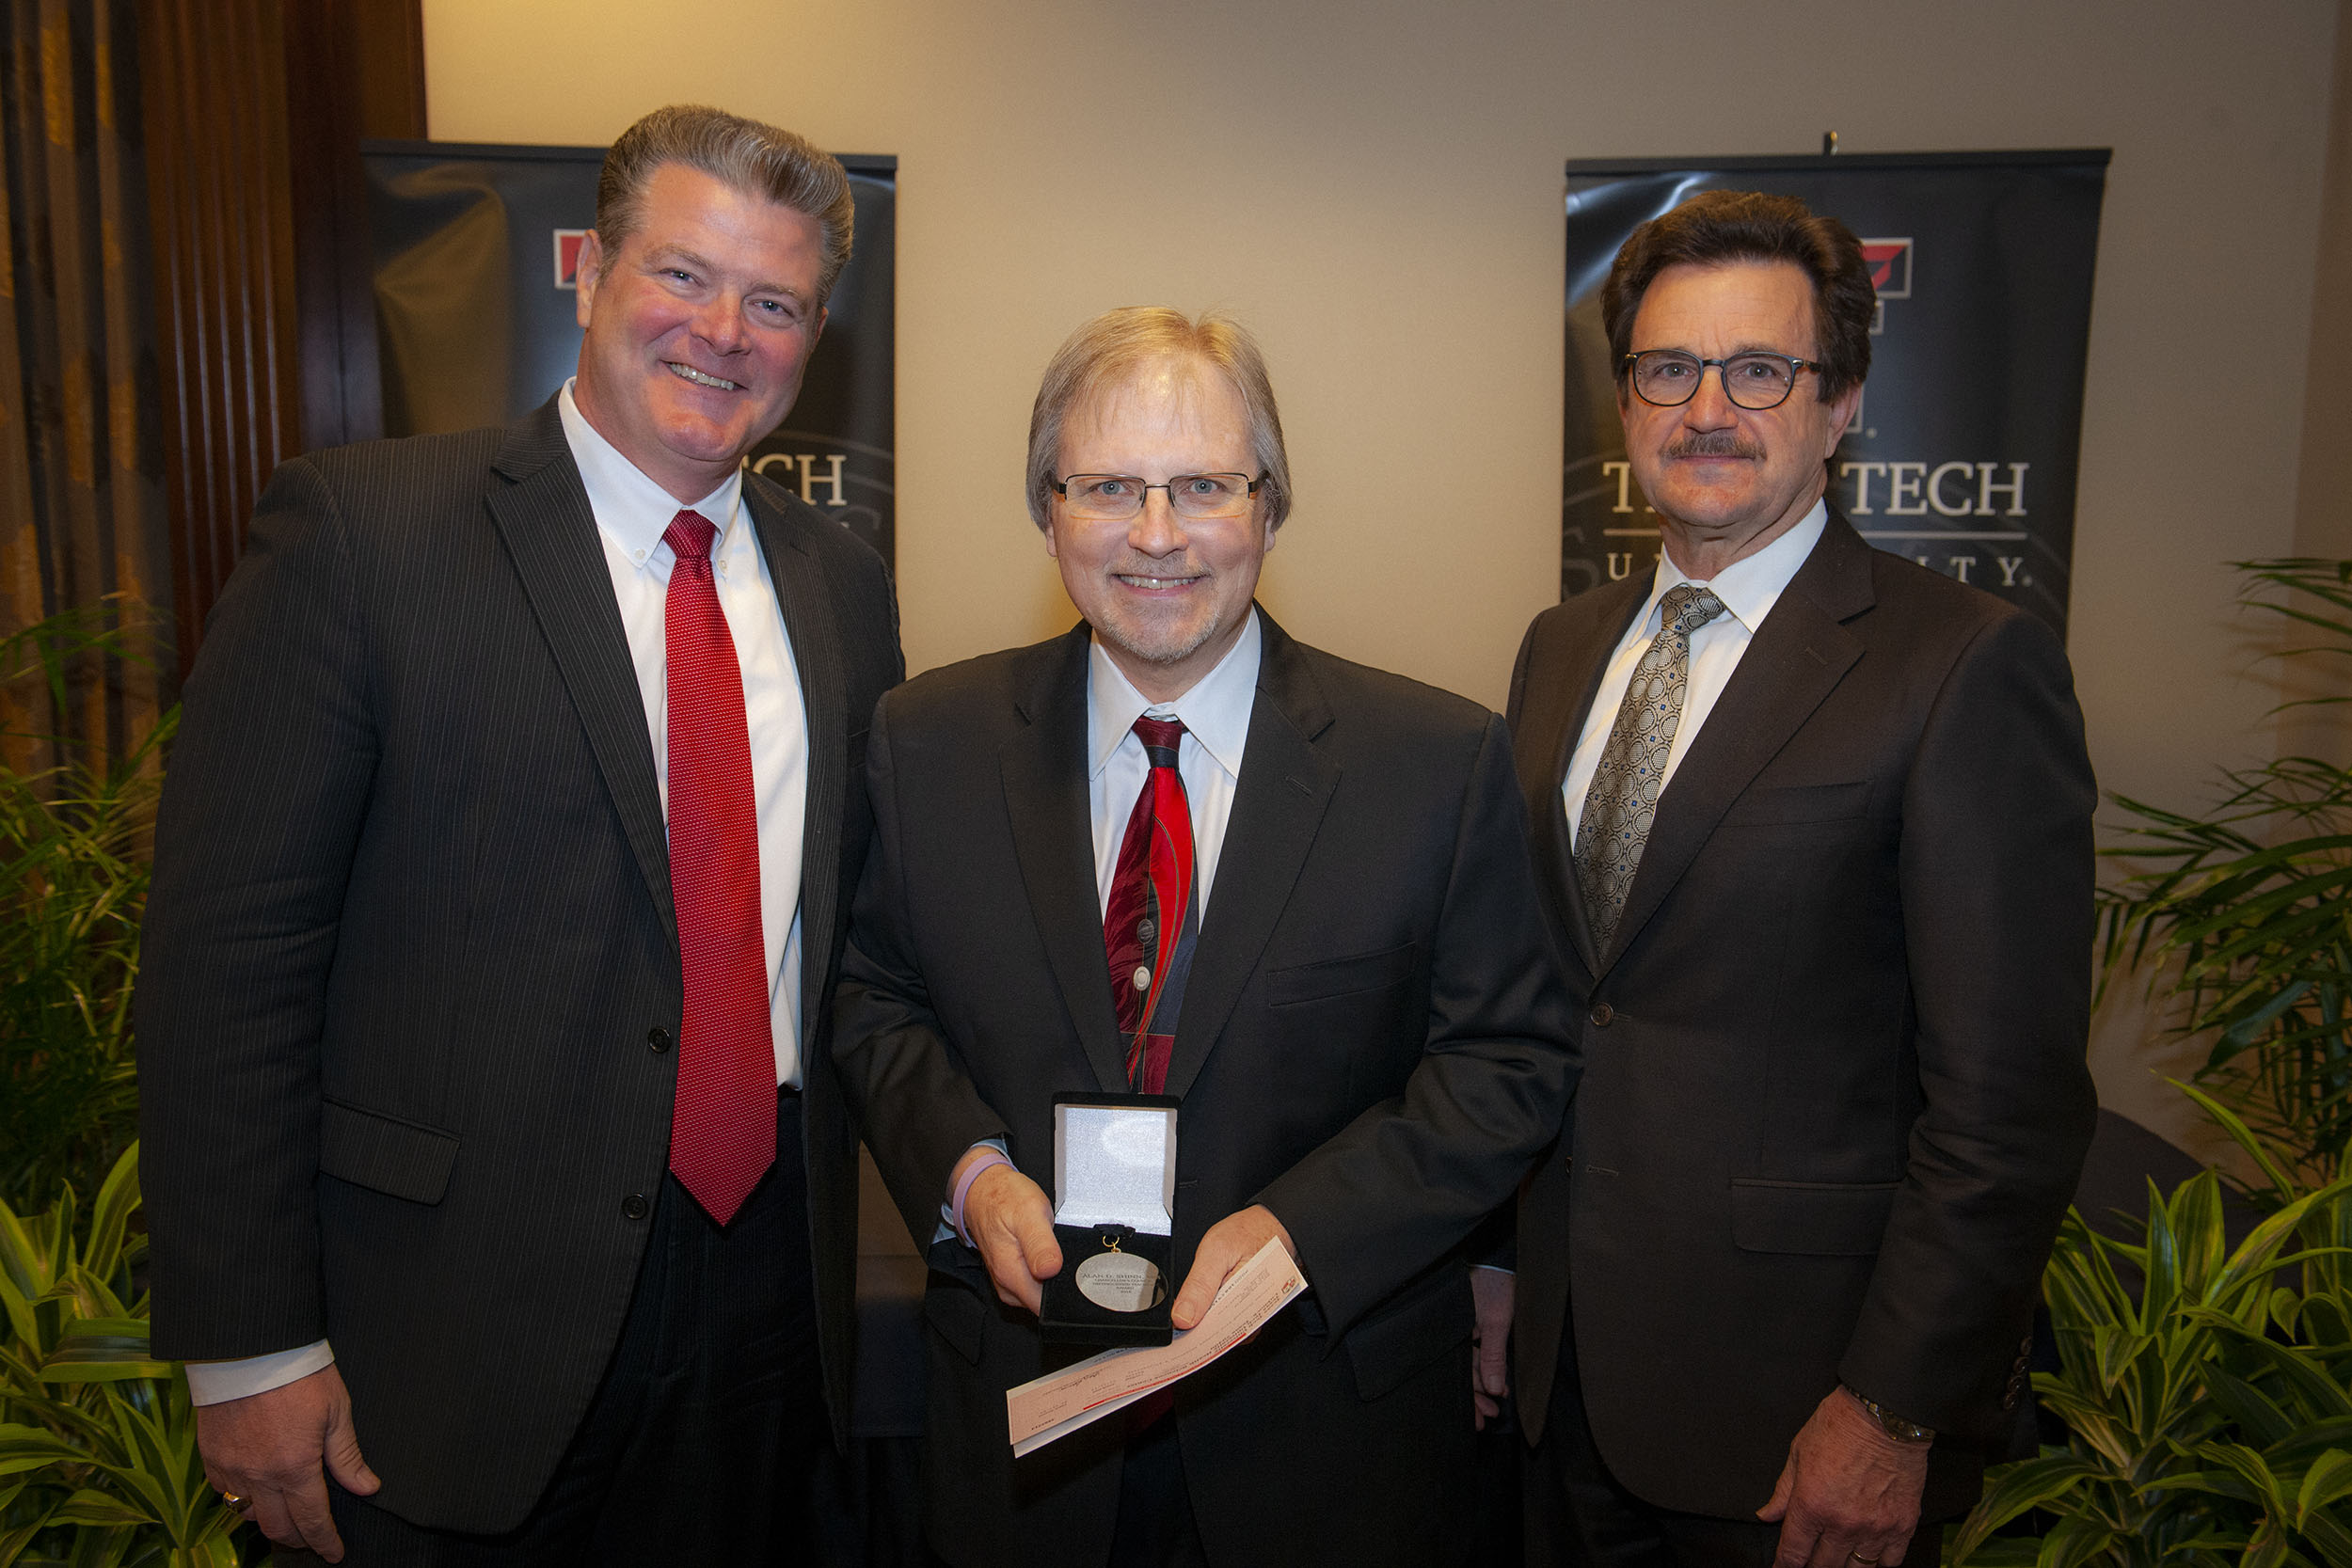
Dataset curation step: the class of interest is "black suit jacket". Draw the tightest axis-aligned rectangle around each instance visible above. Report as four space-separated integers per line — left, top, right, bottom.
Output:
1506 514 2097 1521
834 613 1578 1568
136 399 903 1532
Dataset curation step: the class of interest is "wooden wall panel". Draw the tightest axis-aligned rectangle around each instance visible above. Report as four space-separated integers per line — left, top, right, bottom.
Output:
137 0 422 675
138 0 298 679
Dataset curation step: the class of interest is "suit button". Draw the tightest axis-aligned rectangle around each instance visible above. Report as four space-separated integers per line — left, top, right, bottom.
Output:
1589 1004 1613 1027
621 1194 650 1220
645 1027 672 1053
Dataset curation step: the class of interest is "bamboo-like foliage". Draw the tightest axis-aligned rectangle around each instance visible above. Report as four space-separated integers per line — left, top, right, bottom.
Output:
0 1143 250 1565
0 607 172 1215
2103 560 2352 1198
1954 1086 2352 1567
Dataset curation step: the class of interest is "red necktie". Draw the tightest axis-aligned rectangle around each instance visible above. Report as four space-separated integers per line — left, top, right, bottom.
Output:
1104 716 1198 1095
662 509 774 1226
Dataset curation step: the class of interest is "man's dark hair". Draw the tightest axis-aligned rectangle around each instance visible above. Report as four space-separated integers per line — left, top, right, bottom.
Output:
1600 190 1875 403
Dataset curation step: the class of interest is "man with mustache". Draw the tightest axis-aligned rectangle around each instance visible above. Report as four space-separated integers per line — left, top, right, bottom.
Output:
1495 191 2098 1567
834 307 1577 1566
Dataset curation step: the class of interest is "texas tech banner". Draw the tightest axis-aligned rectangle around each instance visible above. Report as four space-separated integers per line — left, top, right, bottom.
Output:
1562 150 2107 636
361 141 898 565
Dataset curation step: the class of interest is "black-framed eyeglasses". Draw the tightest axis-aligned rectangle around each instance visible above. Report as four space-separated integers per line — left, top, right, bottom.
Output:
1620 350 1820 411
1052 472 1264 522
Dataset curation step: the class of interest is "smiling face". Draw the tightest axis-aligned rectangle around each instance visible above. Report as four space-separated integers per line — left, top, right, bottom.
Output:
570 161 827 501
1047 357 1272 704
1619 260 1861 573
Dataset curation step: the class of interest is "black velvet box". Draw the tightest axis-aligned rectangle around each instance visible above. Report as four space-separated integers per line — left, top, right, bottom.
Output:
1039 1093 1180 1347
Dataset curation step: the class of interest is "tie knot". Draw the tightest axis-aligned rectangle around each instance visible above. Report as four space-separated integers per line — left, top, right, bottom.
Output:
1660 583 1726 637
664 509 719 562
1133 715 1184 766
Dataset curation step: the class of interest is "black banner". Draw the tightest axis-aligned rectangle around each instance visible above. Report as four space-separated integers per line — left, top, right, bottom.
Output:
1562 150 2106 636
361 141 897 565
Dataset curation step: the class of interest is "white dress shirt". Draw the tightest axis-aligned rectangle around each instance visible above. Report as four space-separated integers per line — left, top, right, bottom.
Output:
185 384 812 1406
1086 608 1262 918
1561 501 1825 844
561 381 811 1085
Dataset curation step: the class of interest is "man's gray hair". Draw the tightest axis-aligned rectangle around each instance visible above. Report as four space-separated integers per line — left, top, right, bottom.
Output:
1025 308 1294 531
596 103 855 303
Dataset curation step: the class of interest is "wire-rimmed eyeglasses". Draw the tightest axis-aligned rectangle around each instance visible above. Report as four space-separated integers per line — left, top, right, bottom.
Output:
1620 350 1820 411
1052 473 1264 523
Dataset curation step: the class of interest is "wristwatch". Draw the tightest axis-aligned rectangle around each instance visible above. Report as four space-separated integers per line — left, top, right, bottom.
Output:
1843 1385 1934 1445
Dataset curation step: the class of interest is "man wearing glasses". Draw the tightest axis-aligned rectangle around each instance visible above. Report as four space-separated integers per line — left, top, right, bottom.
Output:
833 307 1577 1566
1497 191 2098 1567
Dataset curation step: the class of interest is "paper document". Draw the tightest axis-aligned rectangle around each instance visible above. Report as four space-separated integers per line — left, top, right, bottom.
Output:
1005 1237 1308 1456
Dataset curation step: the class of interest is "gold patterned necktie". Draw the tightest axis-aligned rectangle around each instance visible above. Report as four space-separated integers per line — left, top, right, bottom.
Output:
1573 582 1727 952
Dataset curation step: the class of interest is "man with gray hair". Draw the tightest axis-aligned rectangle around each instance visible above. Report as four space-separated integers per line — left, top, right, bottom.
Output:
139 103 902 1562
834 306 1577 1565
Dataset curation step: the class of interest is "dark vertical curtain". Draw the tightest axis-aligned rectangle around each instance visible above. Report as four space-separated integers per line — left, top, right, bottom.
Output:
0 0 170 782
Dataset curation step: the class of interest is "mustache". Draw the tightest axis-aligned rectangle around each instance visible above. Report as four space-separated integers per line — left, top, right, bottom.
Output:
1664 432 1764 460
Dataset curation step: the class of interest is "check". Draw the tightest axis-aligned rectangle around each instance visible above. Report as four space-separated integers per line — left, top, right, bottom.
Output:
1005 1237 1308 1456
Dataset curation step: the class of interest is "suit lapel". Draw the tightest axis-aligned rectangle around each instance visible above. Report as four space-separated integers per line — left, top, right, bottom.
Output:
486 402 675 934
1598 515 1875 974
1001 626 1133 1093
1164 612 1339 1101
1527 578 1646 978
746 484 848 1053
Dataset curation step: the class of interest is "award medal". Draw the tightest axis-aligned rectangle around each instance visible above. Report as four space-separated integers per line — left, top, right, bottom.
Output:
1074 1230 1167 1313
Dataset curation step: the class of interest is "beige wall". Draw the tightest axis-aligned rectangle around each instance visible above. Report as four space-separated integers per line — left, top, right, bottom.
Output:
425 0 2345 1140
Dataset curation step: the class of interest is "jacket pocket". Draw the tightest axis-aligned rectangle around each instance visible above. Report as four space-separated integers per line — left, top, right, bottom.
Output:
317 1098 460 1206
1343 1262 1472 1401
1730 1179 1899 1256
1720 781 1871 826
1266 942 1418 1007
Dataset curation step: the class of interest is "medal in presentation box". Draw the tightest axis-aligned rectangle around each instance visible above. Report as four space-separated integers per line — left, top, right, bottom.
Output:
1041 1092 1180 1346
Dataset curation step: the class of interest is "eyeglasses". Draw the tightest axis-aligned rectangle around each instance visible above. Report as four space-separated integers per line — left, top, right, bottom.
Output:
1621 350 1820 411
1053 473 1263 523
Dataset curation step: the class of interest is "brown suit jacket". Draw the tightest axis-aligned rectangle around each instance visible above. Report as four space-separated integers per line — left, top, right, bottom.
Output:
1507 513 2096 1520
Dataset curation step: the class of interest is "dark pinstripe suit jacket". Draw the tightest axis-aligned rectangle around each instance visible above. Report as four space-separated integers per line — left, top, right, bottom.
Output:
136 398 903 1533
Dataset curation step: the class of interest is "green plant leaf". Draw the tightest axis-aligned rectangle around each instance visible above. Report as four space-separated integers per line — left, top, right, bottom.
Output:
2179 1080 2302 1202
2273 1419 2352 1466
2200 1312 2352 1423
0 1506 60 1568
47 1486 153 1526
1951 1452 2099 1561
2298 1449 2352 1517
2210 1367 2298 1449
0 1420 82 1475
39 1319 169 1382
2298 1507 2352 1568
80 1148 137 1286
2211 1177 2352 1307
2038 1512 2121 1568
2146 1176 2186 1327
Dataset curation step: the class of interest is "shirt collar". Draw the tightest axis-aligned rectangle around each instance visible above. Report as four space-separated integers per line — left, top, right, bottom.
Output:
1088 609 1263 782
1648 498 1826 633
558 378 743 558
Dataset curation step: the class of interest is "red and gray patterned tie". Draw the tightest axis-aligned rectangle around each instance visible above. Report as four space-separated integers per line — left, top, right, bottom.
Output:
1103 716 1199 1095
662 508 774 1226
1574 583 1726 951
